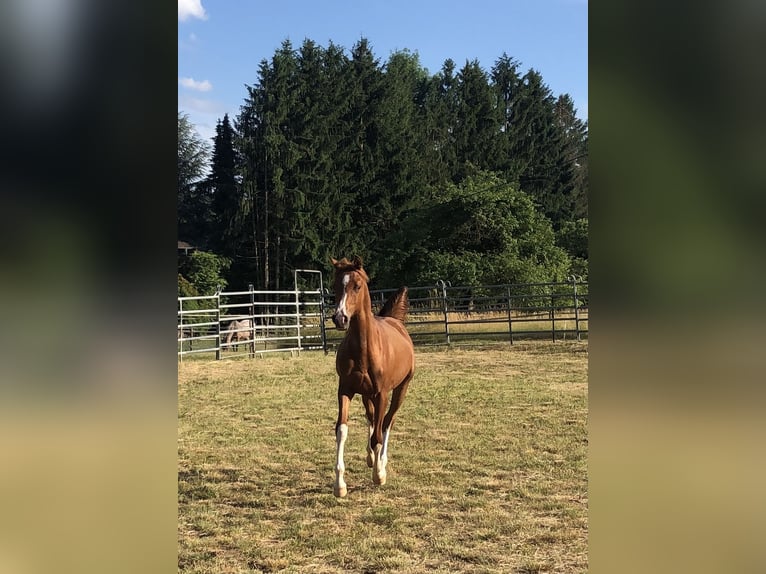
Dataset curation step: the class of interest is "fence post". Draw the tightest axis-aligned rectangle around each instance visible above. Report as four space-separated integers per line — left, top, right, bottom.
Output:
215 288 222 360
550 285 556 342
437 280 450 345
248 283 256 358
295 284 302 353
571 275 581 342
506 286 514 345
178 298 184 361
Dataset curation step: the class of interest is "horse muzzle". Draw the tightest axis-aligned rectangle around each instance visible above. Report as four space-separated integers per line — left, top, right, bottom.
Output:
332 310 349 330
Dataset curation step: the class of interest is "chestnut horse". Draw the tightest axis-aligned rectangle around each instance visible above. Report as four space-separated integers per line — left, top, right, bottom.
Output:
330 256 415 497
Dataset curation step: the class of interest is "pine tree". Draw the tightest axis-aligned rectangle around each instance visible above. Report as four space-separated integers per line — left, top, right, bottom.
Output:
237 41 301 289
555 94 588 220
236 74 267 288
453 59 502 179
177 112 211 245
358 49 430 279
417 59 459 187
311 41 356 265
490 53 523 178
340 38 385 260
289 40 359 270
512 70 574 227
209 113 240 256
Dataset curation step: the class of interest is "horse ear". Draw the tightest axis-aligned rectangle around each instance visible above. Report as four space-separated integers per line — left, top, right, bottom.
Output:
352 255 363 269
330 257 339 267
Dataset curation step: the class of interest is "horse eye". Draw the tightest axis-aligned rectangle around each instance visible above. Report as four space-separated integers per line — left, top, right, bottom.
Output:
353 284 361 292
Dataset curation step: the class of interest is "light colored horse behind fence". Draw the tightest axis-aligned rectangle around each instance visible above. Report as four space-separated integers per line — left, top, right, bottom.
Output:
224 318 254 352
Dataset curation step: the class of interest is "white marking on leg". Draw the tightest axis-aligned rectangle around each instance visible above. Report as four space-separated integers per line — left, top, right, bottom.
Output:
372 442 387 485
372 427 389 486
366 424 374 468
334 423 348 497
381 428 391 469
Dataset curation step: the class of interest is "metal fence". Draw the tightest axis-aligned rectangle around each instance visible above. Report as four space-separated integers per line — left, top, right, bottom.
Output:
178 275 587 360
324 277 589 350
177 270 327 361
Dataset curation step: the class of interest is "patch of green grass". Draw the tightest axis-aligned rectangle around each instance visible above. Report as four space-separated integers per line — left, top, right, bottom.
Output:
179 341 588 573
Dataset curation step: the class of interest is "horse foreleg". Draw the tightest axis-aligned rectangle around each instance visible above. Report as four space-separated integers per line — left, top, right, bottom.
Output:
362 395 375 468
334 392 351 497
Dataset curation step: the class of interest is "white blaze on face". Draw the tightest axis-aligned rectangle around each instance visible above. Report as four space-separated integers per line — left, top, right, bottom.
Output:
336 273 351 318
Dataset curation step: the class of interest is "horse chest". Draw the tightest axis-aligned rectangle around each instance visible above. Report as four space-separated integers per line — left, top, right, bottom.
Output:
336 367 375 396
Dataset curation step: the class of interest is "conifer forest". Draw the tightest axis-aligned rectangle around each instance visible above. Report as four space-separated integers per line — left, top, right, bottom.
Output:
178 38 588 294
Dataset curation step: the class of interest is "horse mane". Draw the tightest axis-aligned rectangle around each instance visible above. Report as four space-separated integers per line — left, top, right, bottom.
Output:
332 256 370 283
378 286 409 323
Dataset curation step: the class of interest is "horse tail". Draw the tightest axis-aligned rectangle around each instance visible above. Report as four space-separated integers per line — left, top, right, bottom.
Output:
378 286 409 322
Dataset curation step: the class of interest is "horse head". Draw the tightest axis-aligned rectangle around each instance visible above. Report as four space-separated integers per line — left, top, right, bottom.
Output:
331 256 370 330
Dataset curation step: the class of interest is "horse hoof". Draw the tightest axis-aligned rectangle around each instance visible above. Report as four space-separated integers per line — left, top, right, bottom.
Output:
372 472 387 486
366 453 374 468
333 485 347 498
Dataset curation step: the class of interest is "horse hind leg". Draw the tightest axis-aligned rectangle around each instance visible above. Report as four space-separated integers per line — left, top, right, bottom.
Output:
362 395 375 468
371 390 389 486
379 372 414 475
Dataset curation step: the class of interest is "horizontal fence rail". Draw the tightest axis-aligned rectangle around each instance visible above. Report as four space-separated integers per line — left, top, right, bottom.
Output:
178 275 587 360
323 277 588 350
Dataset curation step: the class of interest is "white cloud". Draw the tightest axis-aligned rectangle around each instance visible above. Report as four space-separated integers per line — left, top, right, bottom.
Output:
179 95 223 115
178 76 212 92
178 0 207 22
178 33 198 52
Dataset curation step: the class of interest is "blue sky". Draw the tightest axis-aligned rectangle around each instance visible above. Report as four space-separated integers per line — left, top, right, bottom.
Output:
178 0 588 142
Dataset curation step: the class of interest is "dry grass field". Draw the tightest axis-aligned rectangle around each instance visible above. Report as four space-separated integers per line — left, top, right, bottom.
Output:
178 341 588 573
